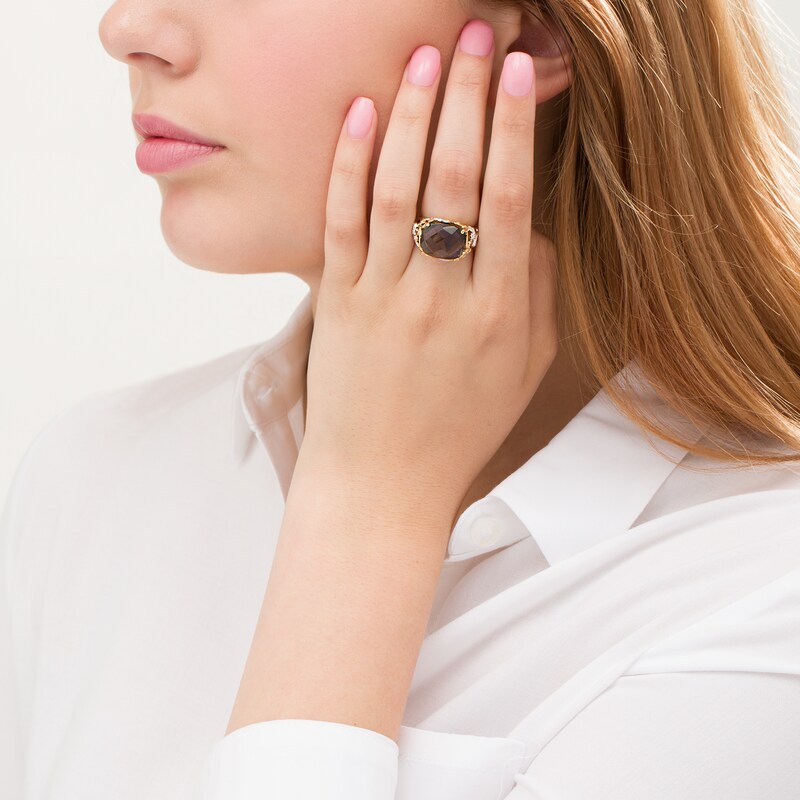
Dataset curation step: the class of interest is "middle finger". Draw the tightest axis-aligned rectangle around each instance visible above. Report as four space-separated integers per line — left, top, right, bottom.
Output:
409 19 495 282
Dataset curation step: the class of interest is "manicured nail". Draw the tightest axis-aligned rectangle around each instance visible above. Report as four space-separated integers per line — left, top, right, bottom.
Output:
347 97 374 139
459 19 494 57
501 52 534 97
407 45 441 87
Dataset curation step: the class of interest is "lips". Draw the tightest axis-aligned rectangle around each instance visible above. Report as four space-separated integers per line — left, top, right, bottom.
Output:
132 113 224 147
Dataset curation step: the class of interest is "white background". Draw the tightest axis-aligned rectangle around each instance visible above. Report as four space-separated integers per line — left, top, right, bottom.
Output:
1 1 799 502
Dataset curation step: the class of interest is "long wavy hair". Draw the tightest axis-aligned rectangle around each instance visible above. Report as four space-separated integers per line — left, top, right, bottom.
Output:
486 0 800 468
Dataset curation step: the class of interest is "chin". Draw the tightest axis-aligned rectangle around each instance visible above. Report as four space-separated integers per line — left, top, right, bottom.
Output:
156 182 327 277
159 215 239 274
156 191 253 274
159 213 322 278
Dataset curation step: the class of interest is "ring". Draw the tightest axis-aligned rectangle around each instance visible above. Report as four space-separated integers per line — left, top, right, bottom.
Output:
412 217 479 262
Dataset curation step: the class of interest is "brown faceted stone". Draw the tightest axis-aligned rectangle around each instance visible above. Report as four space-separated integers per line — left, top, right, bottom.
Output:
418 221 467 260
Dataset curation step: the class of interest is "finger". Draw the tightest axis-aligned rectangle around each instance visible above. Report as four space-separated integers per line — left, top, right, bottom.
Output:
322 96 377 292
359 45 442 290
410 19 495 285
472 53 536 312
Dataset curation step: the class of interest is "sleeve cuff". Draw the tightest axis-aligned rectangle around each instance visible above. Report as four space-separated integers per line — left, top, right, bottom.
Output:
196 718 399 799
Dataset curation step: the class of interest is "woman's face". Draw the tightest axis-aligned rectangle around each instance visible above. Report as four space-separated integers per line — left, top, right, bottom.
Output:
98 0 568 284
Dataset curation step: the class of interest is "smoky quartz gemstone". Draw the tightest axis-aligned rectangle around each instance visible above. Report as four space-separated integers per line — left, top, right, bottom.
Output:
413 218 477 261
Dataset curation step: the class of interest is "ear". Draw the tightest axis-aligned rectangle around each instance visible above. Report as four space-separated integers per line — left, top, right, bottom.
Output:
489 6 573 105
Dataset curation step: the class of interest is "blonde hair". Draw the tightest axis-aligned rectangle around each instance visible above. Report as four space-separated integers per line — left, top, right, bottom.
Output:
489 0 800 468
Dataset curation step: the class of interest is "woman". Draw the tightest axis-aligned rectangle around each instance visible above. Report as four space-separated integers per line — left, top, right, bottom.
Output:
2 0 799 797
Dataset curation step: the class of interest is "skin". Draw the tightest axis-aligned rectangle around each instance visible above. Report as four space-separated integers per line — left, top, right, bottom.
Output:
100 0 587 738
98 0 595 524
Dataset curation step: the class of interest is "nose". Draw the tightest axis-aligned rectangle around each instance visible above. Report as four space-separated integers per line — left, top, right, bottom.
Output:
97 1 199 77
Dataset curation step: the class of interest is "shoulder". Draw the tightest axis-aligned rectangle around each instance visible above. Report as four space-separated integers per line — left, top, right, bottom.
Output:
82 340 260 433
1 341 260 553
641 434 800 530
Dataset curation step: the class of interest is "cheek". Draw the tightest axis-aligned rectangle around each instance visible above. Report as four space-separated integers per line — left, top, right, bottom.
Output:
212 17 364 176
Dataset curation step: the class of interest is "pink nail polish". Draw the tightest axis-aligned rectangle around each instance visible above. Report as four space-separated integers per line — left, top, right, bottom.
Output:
501 52 534 97
347 97 374 139
459 20 494 57
407 45 441 87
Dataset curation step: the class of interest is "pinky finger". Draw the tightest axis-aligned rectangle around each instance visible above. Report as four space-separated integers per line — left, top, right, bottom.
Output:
323 96 377 292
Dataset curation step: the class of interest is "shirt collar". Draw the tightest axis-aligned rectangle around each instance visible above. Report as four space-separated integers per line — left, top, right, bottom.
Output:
449 369 708 565
230 289 315 488
229 288 708 565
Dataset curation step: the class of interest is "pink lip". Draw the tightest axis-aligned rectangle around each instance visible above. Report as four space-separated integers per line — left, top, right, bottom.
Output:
132 113 224 147
135 138 225 174
132 113 225 174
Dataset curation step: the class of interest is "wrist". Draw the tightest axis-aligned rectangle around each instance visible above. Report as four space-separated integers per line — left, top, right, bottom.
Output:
289 441 460 543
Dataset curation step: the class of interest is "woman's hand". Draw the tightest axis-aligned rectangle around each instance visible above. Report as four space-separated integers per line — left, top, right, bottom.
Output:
304 19 559 512
226 20 561 742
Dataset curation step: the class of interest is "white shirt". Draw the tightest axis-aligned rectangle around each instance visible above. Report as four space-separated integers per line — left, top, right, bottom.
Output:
2 288 800 800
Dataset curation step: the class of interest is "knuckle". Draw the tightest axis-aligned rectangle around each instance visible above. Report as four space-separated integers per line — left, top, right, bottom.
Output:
326 215 362 245
332 152 362 183
479 293 515 337
433 148 478 196
484 177 532 219
373 181 414 221
395 103 428 132
500 105 533 138
454 65 486 96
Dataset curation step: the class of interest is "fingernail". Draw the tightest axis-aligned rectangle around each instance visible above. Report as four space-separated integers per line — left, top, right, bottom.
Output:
459 20 494 57
407 45 441 87
347 97 374 139
501 52 534 97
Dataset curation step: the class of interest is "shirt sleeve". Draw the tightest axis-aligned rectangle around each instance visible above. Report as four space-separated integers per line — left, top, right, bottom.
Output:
505 570 800 800
195 718 400 799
